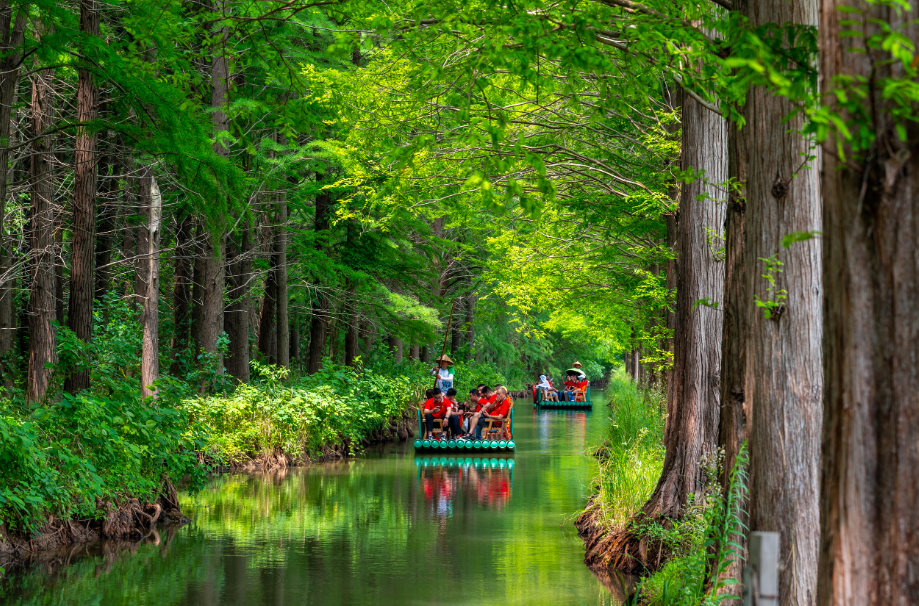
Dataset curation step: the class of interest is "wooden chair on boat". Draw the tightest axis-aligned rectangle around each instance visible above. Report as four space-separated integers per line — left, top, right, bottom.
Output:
482 401 514 440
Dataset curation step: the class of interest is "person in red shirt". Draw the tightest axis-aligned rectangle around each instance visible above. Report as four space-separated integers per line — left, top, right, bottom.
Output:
422 389 447 439
467 387 511 439
442 388 465 438
462 386 496 440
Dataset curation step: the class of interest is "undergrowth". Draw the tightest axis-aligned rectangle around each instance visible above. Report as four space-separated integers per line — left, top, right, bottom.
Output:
631 445 749 606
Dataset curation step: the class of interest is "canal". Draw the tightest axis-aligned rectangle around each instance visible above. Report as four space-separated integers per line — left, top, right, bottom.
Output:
2 395 629 605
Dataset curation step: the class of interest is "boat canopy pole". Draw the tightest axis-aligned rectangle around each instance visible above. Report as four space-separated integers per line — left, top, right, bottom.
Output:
433 298 458 389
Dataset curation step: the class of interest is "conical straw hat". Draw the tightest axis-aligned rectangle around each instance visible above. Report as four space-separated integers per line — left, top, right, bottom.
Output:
436 354 454 364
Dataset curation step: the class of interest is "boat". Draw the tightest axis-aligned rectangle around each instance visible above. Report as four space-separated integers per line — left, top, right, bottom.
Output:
534 374 593 410
413 408 516 453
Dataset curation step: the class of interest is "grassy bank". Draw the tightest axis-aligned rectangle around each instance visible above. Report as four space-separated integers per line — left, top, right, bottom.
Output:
588 368 666 528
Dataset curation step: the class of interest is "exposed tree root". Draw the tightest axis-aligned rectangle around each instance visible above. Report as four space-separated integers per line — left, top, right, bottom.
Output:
575 498 672 576
0 477 188 560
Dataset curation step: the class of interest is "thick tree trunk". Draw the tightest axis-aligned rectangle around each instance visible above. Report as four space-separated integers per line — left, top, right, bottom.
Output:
139 171 161 398
744 4 823 606
641 93 726 519
716 75 749 605
224 225 250 381
27 70 54 402
410 344 419 360
0 6 24 377
170 213 192 372
817 3 919 605
64 0 100 394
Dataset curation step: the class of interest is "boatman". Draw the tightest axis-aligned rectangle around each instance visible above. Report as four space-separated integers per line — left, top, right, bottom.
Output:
430 355 455 392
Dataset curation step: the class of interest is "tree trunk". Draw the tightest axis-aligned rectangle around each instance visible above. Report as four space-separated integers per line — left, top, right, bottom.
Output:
817 3 919 605
170 213 192 372
716 69 749 605
345 314 359 367
224 225 251 381
663 209 679 444
275 193 289 369
307 186 330 374
289 313 299 363
94 151 114 305
641 93 726 519
744 4 823 606
0 5 24 378
196 2 229 363
64 0 100 394
258 248 277 363
139 171 161 398
410 344 419 360
27 70 54 402
465 292 475 353
387 335 403 363
450 297 463 355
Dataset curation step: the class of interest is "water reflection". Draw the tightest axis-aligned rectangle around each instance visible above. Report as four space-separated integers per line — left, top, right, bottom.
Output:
2 399 632 606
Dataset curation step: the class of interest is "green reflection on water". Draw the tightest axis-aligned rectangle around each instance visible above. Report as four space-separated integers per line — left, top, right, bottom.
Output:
2 396 630 606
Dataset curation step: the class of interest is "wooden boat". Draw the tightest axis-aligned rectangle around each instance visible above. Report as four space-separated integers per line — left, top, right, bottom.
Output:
533 382 593 410
413 407 516 453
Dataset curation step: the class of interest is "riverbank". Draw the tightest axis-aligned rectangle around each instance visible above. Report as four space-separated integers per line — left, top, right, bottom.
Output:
575 369 666 573
1 359 505 561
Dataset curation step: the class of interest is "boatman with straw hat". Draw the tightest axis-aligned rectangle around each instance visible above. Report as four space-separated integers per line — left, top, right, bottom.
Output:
431 354 455 392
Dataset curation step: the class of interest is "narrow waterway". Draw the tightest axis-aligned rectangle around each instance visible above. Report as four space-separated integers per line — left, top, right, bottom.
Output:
2 393 633 605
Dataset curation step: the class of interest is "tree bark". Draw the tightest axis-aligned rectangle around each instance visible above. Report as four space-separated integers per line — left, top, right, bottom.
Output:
27 69 55 402
744 4 823 606
307 185 330 374
716 65 749 605
275 192 289 369
139 171 161 398
170 213 192 373
0 5 24 378
641 93 726 519
258 239 277 363
410 344 419 360
64 0 100 394
465 292 475 352
224 224 251 381
387 335 403 363
817 3 919 605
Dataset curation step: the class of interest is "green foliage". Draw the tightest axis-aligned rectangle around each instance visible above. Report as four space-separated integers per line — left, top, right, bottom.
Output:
0 393 207 535
632 446 750 606
753 255 787 320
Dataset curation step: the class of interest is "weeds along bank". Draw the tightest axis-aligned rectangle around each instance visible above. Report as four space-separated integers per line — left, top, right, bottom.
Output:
578 370 749 605
0 333 506 556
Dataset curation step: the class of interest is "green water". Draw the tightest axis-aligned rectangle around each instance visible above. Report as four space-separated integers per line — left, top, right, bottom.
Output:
2 396 634 605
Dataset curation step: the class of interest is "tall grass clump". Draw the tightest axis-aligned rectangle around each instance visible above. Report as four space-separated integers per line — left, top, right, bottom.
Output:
591 368 666 527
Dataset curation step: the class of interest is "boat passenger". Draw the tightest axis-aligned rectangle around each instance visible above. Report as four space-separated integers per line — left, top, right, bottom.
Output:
535 374 559 401
463 386 496 439
467 386 512 438
422 388 447 440
443 388 465 438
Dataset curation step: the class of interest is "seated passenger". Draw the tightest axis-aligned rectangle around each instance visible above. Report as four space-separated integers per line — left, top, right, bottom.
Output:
462 386 496 440
468 386 512 438
442 388 464 438
422 388 447 440
535 374 559 401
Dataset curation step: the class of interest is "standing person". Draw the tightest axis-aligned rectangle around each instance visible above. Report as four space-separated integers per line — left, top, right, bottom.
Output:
430 355 455 392
422 388 447 440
